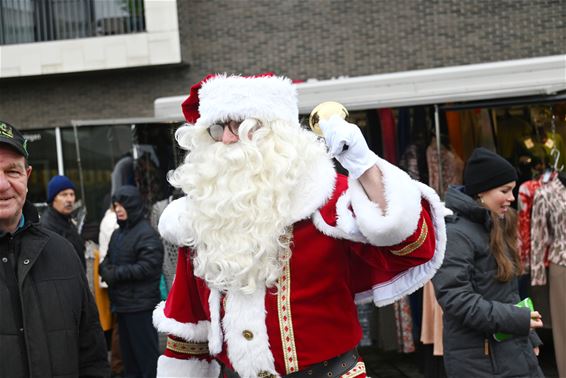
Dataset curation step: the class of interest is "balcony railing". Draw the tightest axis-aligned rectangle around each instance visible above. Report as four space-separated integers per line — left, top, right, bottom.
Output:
0 0 145 45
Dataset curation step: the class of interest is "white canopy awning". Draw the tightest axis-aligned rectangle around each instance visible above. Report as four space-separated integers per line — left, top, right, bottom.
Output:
154 54 566 120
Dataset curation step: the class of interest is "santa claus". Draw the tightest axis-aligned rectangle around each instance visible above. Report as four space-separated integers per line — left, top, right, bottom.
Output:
153 73 446 378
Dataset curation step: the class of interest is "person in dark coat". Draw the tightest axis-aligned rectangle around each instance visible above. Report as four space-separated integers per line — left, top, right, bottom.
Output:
432 147 544 378
0 120 110 378
40 174 86 270
99 185 164 378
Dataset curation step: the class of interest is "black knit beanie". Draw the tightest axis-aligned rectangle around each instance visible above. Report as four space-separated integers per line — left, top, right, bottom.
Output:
463 147 518 196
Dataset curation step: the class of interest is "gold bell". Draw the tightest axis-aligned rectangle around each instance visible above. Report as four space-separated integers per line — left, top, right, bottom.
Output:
308 101 349 137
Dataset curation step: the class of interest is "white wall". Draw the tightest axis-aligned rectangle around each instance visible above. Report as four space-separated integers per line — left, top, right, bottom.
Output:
0 0 181 78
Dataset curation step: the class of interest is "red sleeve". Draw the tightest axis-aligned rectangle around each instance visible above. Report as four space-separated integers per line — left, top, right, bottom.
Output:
154 248 213 361
349 200 436 294
163 247 210 324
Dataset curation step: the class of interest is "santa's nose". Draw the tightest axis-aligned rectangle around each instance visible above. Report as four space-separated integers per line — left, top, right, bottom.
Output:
221 127 239 144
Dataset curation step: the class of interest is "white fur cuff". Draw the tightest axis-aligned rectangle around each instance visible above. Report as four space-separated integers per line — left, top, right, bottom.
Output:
158 197 190 246
157 355 220 378
153 302 210 342
354 181 447 306
348 157 422 246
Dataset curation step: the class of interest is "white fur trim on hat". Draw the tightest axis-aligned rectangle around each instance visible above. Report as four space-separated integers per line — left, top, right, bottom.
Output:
195 74 298 126
157 355 220 378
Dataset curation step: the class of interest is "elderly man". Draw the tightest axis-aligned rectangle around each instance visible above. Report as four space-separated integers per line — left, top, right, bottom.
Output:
153 74 446 378
0 121 109 377
40 174 86 270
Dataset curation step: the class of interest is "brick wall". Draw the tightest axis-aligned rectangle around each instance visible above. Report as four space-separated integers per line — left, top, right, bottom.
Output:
181 0 564 78
1 0 564 129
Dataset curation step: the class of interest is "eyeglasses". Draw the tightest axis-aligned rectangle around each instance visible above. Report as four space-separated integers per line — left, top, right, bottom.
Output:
207 119 262 142
207 120 242 141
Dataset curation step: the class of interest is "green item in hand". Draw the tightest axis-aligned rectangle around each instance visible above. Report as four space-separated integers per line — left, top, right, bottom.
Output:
493 297 534 342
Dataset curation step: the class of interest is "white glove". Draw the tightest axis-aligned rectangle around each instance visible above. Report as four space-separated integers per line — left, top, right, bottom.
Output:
319 115 379 179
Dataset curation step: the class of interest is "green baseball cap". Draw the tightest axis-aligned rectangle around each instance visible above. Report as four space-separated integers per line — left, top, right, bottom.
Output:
0 121 28 158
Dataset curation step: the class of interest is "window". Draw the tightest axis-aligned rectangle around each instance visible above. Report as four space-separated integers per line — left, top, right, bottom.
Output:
0 0 145 45
61 125 132 239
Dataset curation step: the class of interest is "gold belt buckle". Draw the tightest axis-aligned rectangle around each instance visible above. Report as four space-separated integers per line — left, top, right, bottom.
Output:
258 371 277 378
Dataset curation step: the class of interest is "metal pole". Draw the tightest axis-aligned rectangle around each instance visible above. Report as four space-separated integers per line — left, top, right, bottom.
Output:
72 124 86 206
0 0 5 44
55 127 64 175
434 105 444 198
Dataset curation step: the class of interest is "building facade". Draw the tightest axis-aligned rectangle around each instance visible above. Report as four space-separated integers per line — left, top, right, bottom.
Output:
1 0 564 128
0 0 565 231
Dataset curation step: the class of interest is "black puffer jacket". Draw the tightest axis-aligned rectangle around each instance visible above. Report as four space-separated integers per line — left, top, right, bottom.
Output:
0 202 109 378
432 186 543 378
40 206 86 270
100 186 164 313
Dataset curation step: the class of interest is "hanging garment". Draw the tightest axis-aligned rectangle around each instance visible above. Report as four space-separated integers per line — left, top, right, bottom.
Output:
399 144 420 180
420 281 443 356
397 108 411 162
530 176 566 286
379 108 397 164
357 303 374 347
399 141 430 184
394 297 415 353
478 109 497 151
445 111 464 161
458 110 479 159
373 304 400 352
517 178 542 272
150 199 179 291
426 138 464 199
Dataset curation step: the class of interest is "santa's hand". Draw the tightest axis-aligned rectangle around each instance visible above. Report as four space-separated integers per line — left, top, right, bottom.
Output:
319 115 379 179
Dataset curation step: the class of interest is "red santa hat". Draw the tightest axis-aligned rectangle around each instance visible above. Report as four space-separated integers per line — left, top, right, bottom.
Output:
181 73 299 125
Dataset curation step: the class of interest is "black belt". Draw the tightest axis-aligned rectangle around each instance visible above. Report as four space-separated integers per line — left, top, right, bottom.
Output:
220 347 360 378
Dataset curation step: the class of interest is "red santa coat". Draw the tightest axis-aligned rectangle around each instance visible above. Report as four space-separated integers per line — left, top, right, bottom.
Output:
154 157 446 378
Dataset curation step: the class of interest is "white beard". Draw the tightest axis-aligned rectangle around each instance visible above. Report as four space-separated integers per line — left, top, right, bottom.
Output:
169 119 329 293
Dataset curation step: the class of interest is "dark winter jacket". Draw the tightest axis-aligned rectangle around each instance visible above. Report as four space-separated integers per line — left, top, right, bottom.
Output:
40 205 86 270
432 186 543 378
99 186 164 313
0 201 110 378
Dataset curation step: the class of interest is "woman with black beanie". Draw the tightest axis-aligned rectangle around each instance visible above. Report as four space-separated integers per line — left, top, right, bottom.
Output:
432 147 544 377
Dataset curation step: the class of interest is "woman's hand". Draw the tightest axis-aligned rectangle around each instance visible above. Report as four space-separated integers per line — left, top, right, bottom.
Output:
530 311 543 329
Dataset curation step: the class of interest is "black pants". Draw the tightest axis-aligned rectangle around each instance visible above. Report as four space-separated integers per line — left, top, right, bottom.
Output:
117 310 159 378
